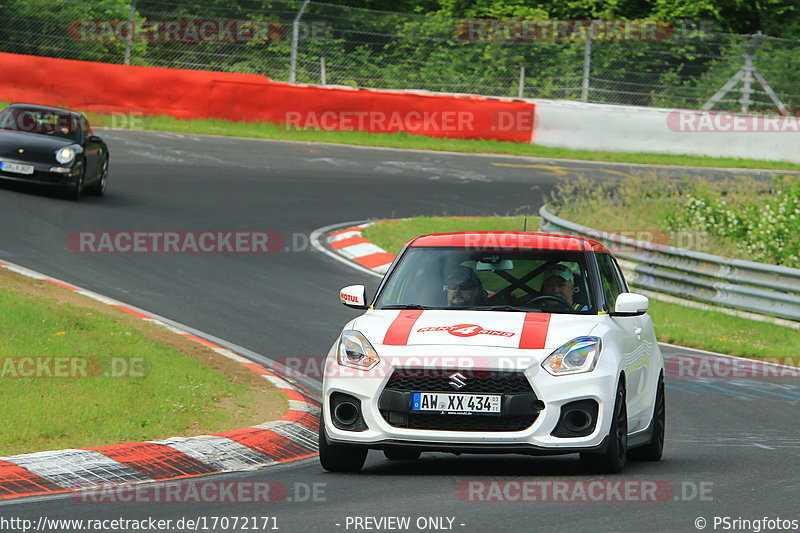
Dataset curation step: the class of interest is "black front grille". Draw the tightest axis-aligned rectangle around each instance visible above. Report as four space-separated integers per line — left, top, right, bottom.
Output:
403 413 537 432
380 368 539 432
385 368 533 394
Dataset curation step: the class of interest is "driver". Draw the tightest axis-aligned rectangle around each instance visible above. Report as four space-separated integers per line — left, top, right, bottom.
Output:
443 266 486 306
540 264 588 311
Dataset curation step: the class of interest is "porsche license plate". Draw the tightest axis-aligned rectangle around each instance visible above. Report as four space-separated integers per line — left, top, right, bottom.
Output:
0 161 34 175
411 392 501 414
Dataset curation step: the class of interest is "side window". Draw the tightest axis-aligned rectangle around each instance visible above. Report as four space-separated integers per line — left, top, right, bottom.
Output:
80 116 91 137
596 253 623 311
609 256 629 293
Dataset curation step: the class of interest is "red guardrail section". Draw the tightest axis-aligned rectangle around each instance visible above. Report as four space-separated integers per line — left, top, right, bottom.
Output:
0 52 534 142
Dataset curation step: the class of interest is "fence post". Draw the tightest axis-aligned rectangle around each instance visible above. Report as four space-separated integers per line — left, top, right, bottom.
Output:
740 35 757 113
581 37 591 102
123 1 136 66
289 0 310 83
320 56 327 84
518 66 525 98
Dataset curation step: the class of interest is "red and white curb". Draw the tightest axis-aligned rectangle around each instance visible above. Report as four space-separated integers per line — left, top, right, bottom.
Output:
312 221 396 277
0 259 320 501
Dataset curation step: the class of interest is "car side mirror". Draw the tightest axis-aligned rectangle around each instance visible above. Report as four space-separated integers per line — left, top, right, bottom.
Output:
610 292 649 317
339 285 369 309
88 135 103 143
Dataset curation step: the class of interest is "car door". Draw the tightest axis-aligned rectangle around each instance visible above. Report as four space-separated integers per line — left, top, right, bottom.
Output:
611 254 658 430
80 116 99 181
597 253 650 432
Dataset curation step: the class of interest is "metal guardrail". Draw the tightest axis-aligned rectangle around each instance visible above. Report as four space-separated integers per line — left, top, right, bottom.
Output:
539 203 800 322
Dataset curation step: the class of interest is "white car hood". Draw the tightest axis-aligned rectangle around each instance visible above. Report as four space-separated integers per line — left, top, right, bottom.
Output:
352 310 600 351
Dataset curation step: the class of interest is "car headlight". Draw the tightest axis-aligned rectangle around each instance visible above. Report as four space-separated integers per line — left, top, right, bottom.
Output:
337 330 380 371
542 337 602 376
55 147 76 164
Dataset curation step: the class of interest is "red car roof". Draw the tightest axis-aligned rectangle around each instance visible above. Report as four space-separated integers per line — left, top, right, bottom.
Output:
406 232 609 253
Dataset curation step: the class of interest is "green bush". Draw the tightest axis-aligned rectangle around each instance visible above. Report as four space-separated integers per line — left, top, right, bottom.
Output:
555 174 800 268
665 177 800 266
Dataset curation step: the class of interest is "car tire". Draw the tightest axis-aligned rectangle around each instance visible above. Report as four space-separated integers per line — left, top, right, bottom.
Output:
630 374 665 462
580 379 627 474
86 155 108 197
68 169 84 202
383 449 421 461
318 414 367 472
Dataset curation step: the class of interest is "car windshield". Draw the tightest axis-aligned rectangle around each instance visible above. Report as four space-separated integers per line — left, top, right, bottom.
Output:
0 107 83 142
375 247 596 314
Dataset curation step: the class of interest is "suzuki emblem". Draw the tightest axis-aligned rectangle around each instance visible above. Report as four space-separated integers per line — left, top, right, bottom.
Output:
448 372 467 390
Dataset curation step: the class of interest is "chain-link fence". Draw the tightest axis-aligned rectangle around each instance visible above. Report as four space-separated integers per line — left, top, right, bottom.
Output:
2 0 799 113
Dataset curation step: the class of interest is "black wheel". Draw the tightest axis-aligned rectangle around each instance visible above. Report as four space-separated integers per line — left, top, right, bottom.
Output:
630 374 665 461
581 379 627 474
68 169 84 201
383 448 421 461
86 155 108 197
318 414 367 472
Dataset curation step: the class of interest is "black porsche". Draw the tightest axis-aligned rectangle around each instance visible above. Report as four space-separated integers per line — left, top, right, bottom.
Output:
0 103 108 200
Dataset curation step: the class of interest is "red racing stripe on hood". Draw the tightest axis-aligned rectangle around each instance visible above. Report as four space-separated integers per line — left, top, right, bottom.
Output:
518 313 551 349
382 310 423 345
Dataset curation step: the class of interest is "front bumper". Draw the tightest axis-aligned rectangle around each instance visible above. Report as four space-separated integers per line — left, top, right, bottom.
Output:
0 159 81 187
325 433 610 456
322 351 619 453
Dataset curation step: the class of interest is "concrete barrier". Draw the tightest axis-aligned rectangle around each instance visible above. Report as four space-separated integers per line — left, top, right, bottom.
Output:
0 52 535 143
531 99 800 164
4 51 796 162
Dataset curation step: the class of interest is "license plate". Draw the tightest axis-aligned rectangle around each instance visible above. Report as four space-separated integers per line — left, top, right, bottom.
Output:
0 161 34 175
411 392 501 414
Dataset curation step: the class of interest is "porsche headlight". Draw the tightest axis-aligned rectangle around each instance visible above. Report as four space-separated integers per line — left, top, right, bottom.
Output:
542 337 602 376
337 330 380 370
55 147 76 164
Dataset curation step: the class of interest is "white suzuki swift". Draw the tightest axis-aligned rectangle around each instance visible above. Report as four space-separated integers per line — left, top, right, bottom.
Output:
320 232 665 474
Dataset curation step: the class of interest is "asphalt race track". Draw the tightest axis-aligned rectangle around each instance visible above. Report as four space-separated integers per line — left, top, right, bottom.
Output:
1 130 799 533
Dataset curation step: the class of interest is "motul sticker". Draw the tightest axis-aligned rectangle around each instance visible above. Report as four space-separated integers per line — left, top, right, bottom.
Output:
340 292 361 304
417 324 516 338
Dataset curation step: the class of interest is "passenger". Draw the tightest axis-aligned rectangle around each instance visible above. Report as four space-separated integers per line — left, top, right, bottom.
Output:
540 264 588 311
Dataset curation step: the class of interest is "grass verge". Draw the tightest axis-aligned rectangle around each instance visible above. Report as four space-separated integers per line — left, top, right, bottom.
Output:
3 101 800 171
0 268 287 456
646 299 799 361
363 215 532 254
363 216 799 362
